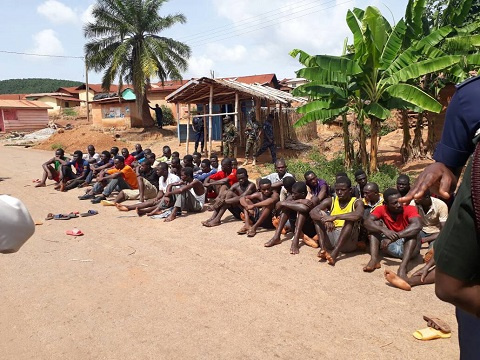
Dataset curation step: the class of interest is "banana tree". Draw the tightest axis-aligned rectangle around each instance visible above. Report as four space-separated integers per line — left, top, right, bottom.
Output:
291 6 465 174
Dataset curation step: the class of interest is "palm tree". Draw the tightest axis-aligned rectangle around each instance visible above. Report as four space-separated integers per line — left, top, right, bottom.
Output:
84 0 191 126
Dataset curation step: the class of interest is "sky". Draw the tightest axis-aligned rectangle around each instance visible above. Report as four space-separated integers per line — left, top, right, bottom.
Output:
0 0 409 84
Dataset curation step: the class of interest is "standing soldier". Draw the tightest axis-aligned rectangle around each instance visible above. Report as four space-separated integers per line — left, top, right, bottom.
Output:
243 110 261 166
255 113 277 164
192 113 205 153
222 116 238 158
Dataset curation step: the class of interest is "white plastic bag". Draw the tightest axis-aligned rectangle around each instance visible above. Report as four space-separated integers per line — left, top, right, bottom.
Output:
0 195 35 253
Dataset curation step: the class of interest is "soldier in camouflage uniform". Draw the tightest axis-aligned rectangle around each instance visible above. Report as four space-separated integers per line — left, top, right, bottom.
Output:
222 116 238 158
243 110 261 166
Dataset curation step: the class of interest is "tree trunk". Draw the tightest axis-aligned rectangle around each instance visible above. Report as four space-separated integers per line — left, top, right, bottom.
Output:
359 121 368 171
141 96 155 127
369 117 380 174
342 114 353 169
412 112 424 159
425 111 435 158
400 110 412 163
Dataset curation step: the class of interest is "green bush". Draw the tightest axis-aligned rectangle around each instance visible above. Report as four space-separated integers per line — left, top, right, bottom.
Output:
161 105 174 125
51 143 64 150
63 108 77 117
260 150 402 193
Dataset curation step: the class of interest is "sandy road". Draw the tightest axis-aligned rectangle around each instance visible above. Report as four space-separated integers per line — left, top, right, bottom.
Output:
0 146 458 359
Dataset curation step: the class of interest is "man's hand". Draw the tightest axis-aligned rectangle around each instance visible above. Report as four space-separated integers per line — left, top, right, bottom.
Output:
412 266 431 283
380 238 393 250
382 228 399 241
399 162 457 203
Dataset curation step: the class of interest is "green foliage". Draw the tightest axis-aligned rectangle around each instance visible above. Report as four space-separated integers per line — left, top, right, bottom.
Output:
51 143 65 150
161 105 174 125
260 151 401 192
62 108 77 117
0 78 82 94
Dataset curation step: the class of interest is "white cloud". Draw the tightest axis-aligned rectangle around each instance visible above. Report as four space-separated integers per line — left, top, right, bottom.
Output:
26 29 64 58
205 44 247 62
37 0 78 24
187 56 215 78
81 4 95 25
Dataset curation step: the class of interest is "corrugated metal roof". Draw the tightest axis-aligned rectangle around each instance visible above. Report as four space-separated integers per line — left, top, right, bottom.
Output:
0 100 53 109
0 94 27 100
166 77 306 105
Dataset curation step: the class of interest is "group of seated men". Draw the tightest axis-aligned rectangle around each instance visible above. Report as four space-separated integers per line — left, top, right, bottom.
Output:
35 145 448 287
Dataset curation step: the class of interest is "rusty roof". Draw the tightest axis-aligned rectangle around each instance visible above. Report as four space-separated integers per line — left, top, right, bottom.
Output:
148 80 189 92
56 86 81 94
0 94 27 100
0 100 53 109
166 77 306 105
223 74 278 87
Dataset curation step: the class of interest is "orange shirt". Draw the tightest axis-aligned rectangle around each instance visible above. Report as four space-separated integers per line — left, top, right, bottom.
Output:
107 165 138 189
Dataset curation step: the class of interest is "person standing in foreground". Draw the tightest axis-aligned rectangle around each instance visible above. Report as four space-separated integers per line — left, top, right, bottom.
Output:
400 75 480 359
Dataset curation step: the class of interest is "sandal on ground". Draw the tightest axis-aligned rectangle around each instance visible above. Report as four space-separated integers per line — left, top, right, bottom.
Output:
66 228 84 236
80 210 98 217
412 327 451 341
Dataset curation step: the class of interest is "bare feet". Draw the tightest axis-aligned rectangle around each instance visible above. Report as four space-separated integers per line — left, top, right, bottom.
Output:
384 269 412 291
318 249 335 265
136 208 145 217
363 259 381 272
290 243 299 255
116 204 129 212
397 268 408 281
203 221 221 227
164 213 176 222
35 183 46 188
264 237 281 247
247 228 257 237
237 225 249 235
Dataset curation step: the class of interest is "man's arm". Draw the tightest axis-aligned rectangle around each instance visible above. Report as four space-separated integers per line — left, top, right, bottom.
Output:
363 213 398 240
309 198 333 221
321 199 365 223
165 181 196 196
396 216 422 239
250 193 280 208
279 198 314 214
421 221 445 243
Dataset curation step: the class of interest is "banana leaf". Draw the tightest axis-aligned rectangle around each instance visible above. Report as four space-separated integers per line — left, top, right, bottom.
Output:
385 83 442 113
293 107 349 128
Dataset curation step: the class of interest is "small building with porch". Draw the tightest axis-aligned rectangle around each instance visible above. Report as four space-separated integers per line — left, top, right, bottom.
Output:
0 100 52 132
90 89 142 128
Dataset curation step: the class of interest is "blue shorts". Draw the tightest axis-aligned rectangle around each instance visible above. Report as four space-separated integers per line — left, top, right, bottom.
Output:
386 238 406 258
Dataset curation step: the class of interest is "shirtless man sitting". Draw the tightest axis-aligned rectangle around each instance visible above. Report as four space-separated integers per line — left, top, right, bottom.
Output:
364 188 422 279
202 168 256 227
265 181 317 254
310 176 364 265
35 148 68 188
238 178 279 237
163 167 206 222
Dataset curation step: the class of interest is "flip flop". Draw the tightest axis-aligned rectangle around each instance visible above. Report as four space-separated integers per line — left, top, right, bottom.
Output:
80 210 98 217
412 327 451 341
100 200 115 206
45 213 54 220
54 213 78 220
66 228 84 236
423 316 451 333
237 226 248 235
247 228 257 237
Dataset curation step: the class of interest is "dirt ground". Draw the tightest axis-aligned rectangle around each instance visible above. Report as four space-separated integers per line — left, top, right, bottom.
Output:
0 145 458 359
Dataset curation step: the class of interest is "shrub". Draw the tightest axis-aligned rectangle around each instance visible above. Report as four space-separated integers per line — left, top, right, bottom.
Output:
161 105 174 125
63 108 77 117
51 143 64 150
259 150 402 193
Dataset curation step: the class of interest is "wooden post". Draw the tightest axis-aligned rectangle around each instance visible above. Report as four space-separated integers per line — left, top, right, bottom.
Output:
208 85 213 158
203 105 207 156
279 103 285 149
234 92 239 157
85 58 90 123
186 103 191 154
176 103 181 145
255 98 261 123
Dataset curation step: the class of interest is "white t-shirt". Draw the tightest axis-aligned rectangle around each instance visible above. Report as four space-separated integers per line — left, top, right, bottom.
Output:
0 195 35 253
82 153 100 161
262 172 294 184
158 173 181 192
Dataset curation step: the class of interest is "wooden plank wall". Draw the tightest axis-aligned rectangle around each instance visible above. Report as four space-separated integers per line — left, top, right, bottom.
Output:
3 109 49 132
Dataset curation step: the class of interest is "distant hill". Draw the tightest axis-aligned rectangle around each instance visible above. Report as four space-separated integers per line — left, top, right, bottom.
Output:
0 78 84 94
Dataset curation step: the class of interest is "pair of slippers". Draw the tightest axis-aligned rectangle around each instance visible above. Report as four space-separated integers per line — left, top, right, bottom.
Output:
413 316 452 340
46 212 78 220
66 228 84 236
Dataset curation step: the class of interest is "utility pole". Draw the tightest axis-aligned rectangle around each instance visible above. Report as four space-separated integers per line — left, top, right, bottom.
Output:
85 57 90 123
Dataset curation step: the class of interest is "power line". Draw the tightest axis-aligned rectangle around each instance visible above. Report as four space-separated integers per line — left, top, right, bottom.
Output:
178 0 329 43
189 0 353 48
0 50 83 59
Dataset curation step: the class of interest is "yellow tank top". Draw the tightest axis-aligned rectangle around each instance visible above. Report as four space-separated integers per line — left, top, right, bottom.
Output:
330 196 357 227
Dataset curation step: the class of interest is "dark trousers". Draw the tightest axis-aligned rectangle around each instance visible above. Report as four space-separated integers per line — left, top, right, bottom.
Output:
93 177 131 196
195 131 204 152
457 307 480 359
62 166 82 181
255 141 277 163
156 116 163 128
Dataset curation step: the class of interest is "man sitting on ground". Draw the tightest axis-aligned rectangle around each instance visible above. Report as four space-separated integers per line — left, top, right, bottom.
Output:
192 152 202 169
202 168 256 227
59 150 90 191
182 154 194 168
162 167 206 222
238 178 279 237
364 188 422 278
353 169 368 198
35 148 68 188
116 162 180 214
107 161 159 205
79 156 138 203
204 158 237 203
310 176 364 265
85 151 114 185
363 182 383 213
110 146 119 158
83 145 100 164
396 174 411 197
304 170 329 204
131 143 144 161
265 181 317 254
121 148 135 166
157 146 172 165
258 159 294 192
194 159 217 181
